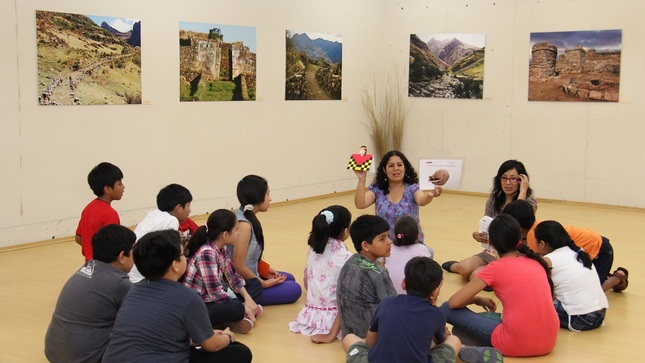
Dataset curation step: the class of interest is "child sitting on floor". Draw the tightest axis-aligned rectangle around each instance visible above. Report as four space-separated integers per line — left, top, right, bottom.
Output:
183 209 262 334
385 216 432 295
343 257 502 363
289 205 353 343
534 220 608 331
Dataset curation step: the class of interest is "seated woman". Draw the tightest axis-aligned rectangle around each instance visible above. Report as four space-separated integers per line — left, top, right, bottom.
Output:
228 175 302 305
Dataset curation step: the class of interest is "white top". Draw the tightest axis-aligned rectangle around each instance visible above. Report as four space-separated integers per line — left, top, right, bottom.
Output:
546 247 608 316
128 209 179 283
385 243 432 295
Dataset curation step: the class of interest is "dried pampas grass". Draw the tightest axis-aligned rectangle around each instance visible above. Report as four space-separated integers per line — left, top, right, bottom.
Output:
361 68 410 158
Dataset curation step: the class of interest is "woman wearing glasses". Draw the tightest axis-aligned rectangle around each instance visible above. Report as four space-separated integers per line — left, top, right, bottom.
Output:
442 160 536 281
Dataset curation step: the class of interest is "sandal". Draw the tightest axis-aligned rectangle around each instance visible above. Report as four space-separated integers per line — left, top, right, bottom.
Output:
611 267 629 292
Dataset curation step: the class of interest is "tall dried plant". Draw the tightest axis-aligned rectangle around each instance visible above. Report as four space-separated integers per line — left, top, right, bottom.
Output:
361 68 410 158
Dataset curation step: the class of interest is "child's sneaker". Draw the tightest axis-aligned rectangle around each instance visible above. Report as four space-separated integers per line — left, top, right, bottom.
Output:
458 346 503 363
229 318 254 334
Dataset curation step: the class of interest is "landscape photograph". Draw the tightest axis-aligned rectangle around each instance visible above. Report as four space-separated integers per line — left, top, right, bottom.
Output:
36 11 141 106
179 22 256 101
409 33 485 99
528 29 622 102
285 30 342 101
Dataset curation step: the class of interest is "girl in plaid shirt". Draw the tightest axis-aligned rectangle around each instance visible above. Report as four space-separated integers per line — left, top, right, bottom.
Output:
184 209 261 334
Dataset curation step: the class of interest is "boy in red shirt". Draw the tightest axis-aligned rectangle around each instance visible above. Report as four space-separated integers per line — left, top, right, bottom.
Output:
75 162 124 261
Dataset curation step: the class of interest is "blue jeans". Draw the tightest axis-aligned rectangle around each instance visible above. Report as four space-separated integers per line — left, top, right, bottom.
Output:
553 299 606 331
440 302 501 347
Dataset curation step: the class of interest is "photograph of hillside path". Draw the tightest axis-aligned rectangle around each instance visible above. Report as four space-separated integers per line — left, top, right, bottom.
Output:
528 29 621 102
179 22 256 102
286 31 342 101
409 33 485 99
36 11 141 106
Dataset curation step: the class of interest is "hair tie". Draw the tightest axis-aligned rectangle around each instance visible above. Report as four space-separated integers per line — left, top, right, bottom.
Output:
515 241 523 248
203 224 209 233
320 210 334 224
396 233 404 239
243 204 254 212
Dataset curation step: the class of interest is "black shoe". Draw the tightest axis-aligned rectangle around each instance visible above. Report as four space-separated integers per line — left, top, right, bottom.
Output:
442 260 458 273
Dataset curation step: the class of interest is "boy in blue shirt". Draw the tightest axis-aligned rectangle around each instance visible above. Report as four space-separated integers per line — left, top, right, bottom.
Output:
343 257 503 363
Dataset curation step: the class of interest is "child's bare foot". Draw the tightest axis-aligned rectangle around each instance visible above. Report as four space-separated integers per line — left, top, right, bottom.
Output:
311 333 336 344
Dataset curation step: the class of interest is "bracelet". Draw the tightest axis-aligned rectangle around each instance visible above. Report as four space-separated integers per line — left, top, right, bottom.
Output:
223 333 232 344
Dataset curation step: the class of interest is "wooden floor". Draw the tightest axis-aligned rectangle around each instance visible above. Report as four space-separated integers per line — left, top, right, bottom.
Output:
1 192 642 363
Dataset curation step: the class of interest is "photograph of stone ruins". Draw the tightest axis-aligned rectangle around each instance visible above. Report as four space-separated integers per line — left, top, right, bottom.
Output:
529 29 621 102
36 11 142 106
180 22 256 101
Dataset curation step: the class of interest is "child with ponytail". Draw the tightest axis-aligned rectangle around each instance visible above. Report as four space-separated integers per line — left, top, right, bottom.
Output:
228 175 302 306
183 209 261 334
385 216 432 295
289 205 353 343
534 220 608 331
441 214 559 358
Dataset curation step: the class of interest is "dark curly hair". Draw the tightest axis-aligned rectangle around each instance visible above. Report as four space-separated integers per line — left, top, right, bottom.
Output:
372 150 419 195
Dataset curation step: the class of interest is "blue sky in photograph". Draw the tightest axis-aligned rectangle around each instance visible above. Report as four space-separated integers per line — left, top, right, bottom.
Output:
180 22 256 52
415 33 486 48
87 15 138 32
530 29 622 54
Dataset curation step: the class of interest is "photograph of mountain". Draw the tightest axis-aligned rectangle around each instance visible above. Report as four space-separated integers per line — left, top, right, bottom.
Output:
409 33 485 99
528 29 621 102
36 11 141 106
179 22 256 101
285 30 342 100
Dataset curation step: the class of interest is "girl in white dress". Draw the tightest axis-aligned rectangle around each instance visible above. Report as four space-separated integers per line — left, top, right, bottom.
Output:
289 205 353 343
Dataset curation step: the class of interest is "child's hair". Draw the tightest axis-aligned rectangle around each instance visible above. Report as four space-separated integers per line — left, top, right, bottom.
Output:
156 184 192 212
87 162 123 197
404 256 442 298
186 209 237 259
308 205 352 254
133 230 183 280
91 224 136 263
349 215 390 252
491 160 533 214
393 216 418 246
237 175 268 252
373 150 419 194
535 220 592 269
489 214 554 295
501 199 536 230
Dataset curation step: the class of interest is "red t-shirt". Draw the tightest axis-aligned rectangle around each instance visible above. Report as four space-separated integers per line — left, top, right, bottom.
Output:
179 217 198 243
478 256 559 357
76 199 120 261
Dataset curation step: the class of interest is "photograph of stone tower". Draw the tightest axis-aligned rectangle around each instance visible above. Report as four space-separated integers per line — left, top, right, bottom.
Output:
180 22 256 101
528 29 621 102
36 11 142 106
409 33 485 99
285 30 342 100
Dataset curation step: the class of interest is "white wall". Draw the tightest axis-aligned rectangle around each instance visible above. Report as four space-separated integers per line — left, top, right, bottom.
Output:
1 0 643 247
385 0 645 207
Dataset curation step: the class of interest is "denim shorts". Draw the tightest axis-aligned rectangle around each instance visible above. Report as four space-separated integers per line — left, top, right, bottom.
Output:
554 299 606 332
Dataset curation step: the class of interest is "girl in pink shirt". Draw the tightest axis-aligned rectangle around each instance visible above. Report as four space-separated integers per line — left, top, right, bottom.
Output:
441 214 559 357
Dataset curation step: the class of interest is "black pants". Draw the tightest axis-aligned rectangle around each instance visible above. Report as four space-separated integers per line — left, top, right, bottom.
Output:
189 342 252 363
205 300 245 327
593 236 614 283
